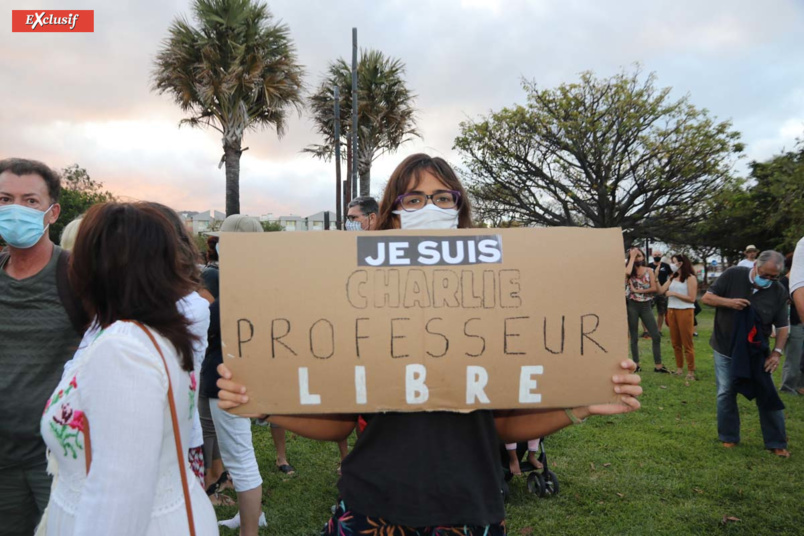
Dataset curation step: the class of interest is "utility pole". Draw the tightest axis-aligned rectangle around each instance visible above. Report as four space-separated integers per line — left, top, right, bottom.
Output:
334 86 342 230
351 27 359 197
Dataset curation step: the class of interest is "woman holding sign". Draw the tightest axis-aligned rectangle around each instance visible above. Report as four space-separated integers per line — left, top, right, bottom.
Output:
217 154 642 535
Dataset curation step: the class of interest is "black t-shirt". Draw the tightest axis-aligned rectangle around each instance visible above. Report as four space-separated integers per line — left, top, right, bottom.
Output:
338 411 505 527
200 299 221 399
649 261 673 286
707 267 788 355
201 265 219 300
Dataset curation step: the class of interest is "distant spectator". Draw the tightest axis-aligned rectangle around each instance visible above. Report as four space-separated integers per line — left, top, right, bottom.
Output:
201 235 219 299
625 247 667 373
702 250 789 457
660 254 698 380
59 216 83 251
649 250 673 333
345 196 379 231
780 252 804 395
737 245 759 268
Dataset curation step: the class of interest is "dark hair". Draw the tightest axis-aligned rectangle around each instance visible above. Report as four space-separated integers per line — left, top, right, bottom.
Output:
671 253 695 283
347 196 379 217
785 252 793 273
144 202 201 288
206 235 219 262
70 202 198 371
0 158 61 202
377 154 473 230
627 247 645 278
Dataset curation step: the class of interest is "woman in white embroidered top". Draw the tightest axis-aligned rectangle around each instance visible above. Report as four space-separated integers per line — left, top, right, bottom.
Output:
39 202 217 535
658 253 699 380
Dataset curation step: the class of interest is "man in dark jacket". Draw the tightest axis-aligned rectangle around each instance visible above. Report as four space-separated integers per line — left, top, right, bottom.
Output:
702 250 789 457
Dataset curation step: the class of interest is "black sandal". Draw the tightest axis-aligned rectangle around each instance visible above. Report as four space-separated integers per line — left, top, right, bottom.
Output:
654 366 670 373
205 470 231 496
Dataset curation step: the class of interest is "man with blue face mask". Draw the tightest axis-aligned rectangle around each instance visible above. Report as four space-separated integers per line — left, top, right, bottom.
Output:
0 158 85 534
702 250 790 457
345 196 379 231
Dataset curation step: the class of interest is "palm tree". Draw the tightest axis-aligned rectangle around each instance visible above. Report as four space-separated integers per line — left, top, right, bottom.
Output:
152 0 305 215
306 49 419 198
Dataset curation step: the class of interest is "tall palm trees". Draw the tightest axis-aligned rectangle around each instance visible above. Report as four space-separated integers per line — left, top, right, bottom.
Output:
306 49 419 197
152 0 305 216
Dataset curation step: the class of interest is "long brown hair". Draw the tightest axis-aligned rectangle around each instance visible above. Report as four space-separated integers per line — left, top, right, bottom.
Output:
377 154 473 230
70 202 198 371
145 202 201 288
671 253 695 283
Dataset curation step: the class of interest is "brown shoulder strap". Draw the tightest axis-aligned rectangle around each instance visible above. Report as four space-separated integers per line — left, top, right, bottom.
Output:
84 322 196 535
132 321 197 536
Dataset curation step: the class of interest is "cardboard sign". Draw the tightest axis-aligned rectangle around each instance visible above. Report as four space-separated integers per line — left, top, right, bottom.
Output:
220 227 627 415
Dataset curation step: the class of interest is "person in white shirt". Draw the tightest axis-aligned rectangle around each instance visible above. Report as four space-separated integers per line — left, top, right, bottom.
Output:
38 202 217 535
737 245 759 268
659 254 699 380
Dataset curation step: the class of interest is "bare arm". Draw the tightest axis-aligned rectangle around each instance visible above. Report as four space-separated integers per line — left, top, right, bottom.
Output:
494 408 578 443
266 415 355 442
495 361 642 442
701 291 749 310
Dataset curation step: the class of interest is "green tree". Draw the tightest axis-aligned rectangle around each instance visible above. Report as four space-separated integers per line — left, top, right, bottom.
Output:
678 141 804 259
454 69 743 243
260 220 283 232
152 0 305 216
50 165 115 243
305 49 419 197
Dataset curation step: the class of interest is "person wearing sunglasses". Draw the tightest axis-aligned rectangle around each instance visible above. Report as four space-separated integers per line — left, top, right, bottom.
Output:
702 250 790 457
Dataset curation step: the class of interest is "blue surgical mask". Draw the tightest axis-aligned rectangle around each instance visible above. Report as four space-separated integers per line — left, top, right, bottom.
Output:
345 220 363 231
753 274 773 289
0 204 54 249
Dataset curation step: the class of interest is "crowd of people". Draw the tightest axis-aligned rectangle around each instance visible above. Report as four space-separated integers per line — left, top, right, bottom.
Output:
625 243 803 458
3 150 800 536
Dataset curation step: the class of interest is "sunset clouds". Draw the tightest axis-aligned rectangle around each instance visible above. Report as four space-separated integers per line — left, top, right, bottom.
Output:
2 0 803 216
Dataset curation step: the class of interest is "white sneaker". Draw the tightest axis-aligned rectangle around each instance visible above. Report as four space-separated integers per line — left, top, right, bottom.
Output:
218 512 267 529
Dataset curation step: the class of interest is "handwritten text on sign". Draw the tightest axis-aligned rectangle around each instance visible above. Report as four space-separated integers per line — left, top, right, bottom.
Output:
220 228 627 414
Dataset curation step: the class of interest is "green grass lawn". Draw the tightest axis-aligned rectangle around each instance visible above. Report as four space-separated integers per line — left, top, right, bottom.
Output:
216 306 804 535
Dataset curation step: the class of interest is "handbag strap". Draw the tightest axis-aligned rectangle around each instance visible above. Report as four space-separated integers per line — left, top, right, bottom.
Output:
83 321 196 536
132 321 197 536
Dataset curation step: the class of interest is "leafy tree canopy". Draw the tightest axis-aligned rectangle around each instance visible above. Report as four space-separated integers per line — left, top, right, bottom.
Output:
50 164 115 243
455 68 744 244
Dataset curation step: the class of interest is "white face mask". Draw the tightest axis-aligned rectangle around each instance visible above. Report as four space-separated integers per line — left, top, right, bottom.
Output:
670 263 679 273
393 204 459 230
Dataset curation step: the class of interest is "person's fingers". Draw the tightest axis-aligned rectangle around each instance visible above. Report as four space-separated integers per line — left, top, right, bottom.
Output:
615 384 643 396
217 377 248 396
620 359 637 372
613 373 642 385
217 398 242 410
621 395 641 410
217 363 233 379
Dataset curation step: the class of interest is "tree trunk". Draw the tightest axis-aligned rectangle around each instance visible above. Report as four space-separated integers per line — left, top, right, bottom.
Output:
359 166 371 198
224 141 241 216
344 143 352 210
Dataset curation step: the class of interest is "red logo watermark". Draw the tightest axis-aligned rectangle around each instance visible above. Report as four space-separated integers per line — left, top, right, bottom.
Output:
11 10 94 32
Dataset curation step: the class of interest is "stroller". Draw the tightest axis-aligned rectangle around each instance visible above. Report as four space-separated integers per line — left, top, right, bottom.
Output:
499 438 559 499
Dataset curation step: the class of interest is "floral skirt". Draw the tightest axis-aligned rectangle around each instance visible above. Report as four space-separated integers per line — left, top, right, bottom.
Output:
321 500 507 536
188 446 205 486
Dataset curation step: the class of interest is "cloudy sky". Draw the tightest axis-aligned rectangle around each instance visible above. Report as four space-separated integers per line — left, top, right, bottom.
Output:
2 0 803 217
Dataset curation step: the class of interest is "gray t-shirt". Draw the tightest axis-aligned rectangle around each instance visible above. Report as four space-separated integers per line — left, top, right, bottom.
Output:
0 246 81 469
706 266 788 356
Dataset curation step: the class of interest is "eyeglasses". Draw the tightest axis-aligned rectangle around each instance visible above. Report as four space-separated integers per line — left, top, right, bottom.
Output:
395 190 461 212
